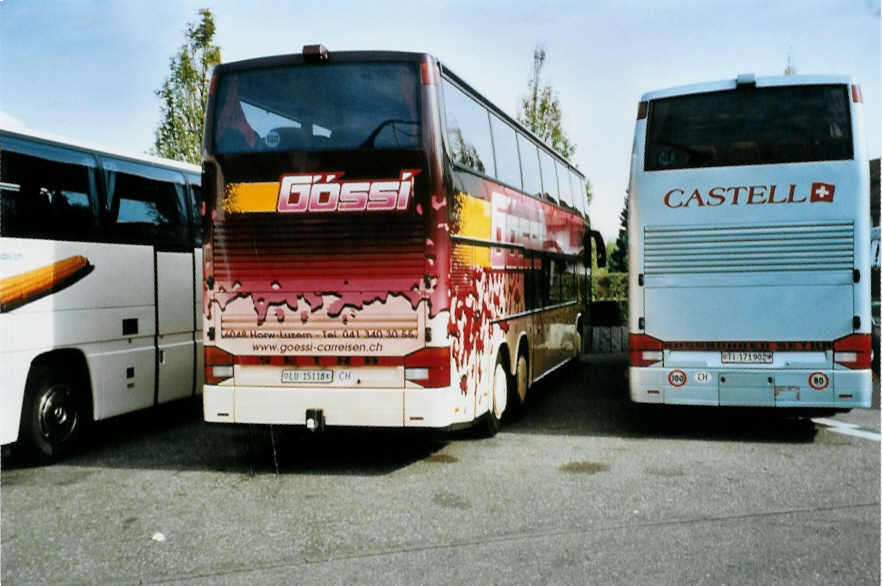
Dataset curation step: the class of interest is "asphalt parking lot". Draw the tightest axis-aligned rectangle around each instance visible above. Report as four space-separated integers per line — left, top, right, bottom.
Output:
2 358 879 585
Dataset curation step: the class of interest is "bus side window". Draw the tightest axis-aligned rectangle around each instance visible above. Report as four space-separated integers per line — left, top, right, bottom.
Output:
539 256 552 306
548 258 570 305
188 178 203 246
538 148 559 203
560 261 578 303
441 78 496 177
556 160 573 208
517 133 542 199
570 170 585 217
489 113 522 190
0 142 99 242
103 159 189 248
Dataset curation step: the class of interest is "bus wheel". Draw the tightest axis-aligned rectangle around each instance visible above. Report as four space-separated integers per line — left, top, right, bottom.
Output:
480 355 509 437
20 366 89 462
507 351 529 417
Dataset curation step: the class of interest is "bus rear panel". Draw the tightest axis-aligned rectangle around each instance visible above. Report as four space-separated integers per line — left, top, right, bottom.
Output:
201 53 457 428
628 75 871 409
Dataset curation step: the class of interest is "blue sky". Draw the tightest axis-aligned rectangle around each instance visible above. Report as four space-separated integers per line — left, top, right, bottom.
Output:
1 0 879 240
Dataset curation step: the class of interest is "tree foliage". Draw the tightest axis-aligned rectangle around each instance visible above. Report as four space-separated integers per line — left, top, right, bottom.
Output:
518 47 575 159
153 9 221 164
608 195 629 273
518 46 592 208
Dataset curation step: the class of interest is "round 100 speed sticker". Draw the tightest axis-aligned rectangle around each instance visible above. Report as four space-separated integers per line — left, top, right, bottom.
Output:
668 369 687 387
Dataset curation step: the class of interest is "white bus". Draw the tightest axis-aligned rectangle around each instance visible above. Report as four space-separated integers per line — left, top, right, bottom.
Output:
628 74 872 410
0 127 204 460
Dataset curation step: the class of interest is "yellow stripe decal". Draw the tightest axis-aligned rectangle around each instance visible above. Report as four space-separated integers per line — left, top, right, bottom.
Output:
224 182 279 213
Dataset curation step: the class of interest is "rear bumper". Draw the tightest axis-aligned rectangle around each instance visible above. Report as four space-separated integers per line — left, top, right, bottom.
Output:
203 384 467 428
629 366 871 408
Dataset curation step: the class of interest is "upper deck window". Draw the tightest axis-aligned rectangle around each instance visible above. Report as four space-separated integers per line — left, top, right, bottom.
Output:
212 62 421 154
442 78 495 177
645 84 853 171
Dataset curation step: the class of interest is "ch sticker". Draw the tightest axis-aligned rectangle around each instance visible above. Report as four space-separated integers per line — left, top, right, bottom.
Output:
668 369 687 387
694 371 711 384
808 372 829 390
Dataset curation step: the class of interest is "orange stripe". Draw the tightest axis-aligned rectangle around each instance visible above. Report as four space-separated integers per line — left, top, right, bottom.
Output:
223 182 279 213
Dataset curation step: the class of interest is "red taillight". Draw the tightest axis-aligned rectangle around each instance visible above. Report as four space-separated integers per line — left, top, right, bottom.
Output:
851 84 863 103
404 347 450 388
637 101 648 120
205 346 234 384
629 334 663 367
208 72 217 99
833 333 871 369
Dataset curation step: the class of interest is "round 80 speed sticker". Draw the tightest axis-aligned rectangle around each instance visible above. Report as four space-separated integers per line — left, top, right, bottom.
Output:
808 372 829 390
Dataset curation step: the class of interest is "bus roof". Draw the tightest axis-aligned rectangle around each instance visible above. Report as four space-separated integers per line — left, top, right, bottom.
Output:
214 49 584 180
640 74 858 102
0 125 202 176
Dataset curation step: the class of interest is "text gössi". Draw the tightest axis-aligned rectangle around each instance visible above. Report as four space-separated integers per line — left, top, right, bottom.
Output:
663 182 835 209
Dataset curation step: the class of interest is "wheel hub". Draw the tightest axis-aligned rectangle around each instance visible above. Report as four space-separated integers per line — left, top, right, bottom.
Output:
38 385 78 444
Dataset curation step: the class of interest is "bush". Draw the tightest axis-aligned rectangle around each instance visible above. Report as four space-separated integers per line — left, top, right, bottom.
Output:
591 271 628 324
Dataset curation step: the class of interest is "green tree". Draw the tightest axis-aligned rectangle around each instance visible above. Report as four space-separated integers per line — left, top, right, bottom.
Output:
608 195 628 273
518 45 593 209
518 46 575 159
153 8 221 164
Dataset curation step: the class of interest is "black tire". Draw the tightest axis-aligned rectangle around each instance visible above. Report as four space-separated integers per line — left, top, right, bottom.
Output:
19 365 90 462
478 354 509 437
506 350 529 418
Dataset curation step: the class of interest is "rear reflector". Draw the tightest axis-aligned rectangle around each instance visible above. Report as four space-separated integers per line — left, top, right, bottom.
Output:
204 346 234 384
629 334 663 367
405 347 450 387
834 333 871 369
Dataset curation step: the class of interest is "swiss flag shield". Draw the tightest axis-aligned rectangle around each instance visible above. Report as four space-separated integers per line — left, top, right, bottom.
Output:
809 182 835 203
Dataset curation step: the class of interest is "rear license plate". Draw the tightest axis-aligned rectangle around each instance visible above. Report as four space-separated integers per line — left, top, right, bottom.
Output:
721 351 773 364
281 369 333 384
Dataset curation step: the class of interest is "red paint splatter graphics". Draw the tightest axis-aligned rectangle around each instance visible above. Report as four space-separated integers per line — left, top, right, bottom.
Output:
447 266 524 396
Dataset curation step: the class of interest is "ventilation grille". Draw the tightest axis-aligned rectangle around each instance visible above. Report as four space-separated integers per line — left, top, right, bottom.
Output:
213 214 425 287
644 222 854 275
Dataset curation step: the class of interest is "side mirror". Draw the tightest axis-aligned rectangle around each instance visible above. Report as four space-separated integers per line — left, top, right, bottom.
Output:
585 229 606 268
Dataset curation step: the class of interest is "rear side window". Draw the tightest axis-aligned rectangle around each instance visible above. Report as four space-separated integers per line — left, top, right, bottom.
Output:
103 158 188 247
442 78 495 177
646 84 853 171
0 137 99 241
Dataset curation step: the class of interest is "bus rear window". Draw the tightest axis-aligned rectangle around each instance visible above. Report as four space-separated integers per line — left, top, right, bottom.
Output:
645 84 853 171
212 62 421 154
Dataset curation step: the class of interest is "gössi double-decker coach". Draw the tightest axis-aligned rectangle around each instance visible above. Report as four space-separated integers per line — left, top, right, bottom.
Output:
200 46 604 435
627 73 872 411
